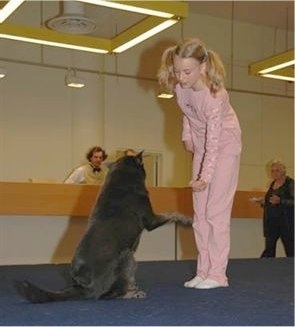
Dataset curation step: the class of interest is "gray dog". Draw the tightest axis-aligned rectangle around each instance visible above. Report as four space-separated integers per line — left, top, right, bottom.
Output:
15 152 192 303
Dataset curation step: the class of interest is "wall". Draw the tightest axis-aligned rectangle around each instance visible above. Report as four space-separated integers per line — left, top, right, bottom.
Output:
0 9 293 264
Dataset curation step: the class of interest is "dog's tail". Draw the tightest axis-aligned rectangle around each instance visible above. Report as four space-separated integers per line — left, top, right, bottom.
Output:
14 280 85 303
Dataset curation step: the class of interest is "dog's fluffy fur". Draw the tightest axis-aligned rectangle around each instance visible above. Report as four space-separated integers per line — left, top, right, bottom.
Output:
15 152 192 303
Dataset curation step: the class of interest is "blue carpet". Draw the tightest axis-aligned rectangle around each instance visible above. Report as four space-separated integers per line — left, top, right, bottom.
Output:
0 258 293 326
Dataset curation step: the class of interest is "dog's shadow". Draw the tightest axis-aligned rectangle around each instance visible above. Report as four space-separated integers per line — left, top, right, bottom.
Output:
51 216 87 264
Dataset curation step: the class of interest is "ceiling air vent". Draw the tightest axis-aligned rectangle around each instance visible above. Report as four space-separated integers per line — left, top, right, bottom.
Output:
46 1 96 35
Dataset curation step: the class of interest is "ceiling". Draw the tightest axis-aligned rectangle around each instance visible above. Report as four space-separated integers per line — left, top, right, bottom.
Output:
5 1 147 39
189 1 294 31
3 0 294 40
0 1 293 81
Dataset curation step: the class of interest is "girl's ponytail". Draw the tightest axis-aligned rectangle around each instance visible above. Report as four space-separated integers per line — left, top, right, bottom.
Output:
206 50 226 94
158 45 177 93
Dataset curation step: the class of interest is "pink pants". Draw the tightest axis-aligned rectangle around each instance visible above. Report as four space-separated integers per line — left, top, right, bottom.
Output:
192 153 240 286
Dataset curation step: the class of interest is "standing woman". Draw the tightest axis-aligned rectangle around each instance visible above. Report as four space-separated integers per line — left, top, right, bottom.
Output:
260 160 294 258
158 38 242 289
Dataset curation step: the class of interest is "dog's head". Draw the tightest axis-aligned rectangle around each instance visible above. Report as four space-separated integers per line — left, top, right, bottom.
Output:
105 151 146 186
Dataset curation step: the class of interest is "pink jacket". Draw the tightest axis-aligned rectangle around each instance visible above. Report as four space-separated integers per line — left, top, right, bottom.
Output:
175 84 242 183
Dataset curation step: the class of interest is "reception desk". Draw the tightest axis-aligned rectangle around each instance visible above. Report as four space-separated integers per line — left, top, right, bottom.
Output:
0 182 266 264
0 182 263 218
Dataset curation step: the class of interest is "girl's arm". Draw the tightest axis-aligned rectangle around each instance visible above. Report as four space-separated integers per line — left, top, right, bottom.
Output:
200 101 223 184
182 115 194 153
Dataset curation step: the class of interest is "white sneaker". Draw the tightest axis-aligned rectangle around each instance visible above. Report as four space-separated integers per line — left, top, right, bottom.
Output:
195 278 225 289
184 276 204 288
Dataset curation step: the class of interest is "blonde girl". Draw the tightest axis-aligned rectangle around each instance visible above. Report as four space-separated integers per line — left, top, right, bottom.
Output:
159 38 242 289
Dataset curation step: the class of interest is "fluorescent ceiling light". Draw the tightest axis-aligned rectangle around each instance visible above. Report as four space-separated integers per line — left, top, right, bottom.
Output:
259 60 295 74
0 67 7 79
0 1 187 54
113 19 178 53
157 92 174 99
249 49 294 82
67 80 85 88
0 32 109 54
0 0 26 23
261 74 295 82
65 69 86 88
78 0 174 18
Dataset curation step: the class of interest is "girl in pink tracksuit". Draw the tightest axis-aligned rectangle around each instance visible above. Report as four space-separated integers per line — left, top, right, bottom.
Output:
158 38 242 289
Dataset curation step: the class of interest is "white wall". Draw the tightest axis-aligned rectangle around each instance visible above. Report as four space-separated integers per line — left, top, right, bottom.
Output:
0 9 293 264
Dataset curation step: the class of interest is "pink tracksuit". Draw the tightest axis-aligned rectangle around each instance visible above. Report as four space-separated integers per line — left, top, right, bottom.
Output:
176 84 242 285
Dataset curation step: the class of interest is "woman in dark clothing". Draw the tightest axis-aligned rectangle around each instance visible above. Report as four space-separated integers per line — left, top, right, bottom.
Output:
260 160 294 257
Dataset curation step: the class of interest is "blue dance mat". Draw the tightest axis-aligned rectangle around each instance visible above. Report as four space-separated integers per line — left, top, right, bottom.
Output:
0 258 293 326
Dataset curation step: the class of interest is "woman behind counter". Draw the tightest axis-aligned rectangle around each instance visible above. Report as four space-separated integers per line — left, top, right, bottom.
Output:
260 160 294 258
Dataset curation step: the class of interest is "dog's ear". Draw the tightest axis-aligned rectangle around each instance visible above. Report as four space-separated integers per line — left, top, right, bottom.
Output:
136 151 144 165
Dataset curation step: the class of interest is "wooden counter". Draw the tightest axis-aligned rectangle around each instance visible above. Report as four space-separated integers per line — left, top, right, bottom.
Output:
0 182 264 218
